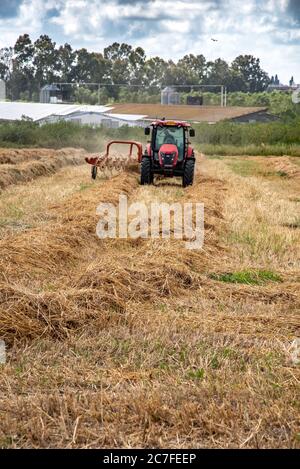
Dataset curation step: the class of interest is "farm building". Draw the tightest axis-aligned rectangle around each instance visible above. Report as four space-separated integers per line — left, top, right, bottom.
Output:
230 109 280 123
0 102 146 127
0 101 279 126
161 87 180 105
39 84 73 103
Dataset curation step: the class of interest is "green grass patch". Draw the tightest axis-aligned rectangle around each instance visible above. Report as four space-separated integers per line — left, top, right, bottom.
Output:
227 159 263 177
226 159 289 178
275 170 289 178
79 182 93 191
209 269 282 285
200 144 300 157
187 368 205 380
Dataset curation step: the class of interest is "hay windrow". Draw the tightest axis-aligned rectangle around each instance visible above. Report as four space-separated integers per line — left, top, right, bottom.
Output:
0 284 126 341
0 171 138 280
0 149 88 190
264 156 300 180
0 148 87 165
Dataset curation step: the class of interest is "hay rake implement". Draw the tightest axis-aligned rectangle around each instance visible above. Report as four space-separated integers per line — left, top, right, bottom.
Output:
85 140 143 180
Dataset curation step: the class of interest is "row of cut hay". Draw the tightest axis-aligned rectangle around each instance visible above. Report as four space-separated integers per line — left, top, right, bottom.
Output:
264 156 300 179
0 258 197 342
0 148 87 165
0 171 140 341
0 240 203 341
0 151 87 191
0 171 139 281
0 284 126 341
0 242 219 342
0 170 229 341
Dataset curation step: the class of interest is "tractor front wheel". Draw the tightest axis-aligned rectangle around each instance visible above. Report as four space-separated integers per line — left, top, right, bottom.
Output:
91 165 98 180
182 159 195 187
140 157 153 185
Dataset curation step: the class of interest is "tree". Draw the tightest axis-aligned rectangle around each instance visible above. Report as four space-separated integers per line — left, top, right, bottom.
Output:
11 34 35 99
143 57 168 89
73 48 95 82
206 59 230 85
289 76 295 87
163 60 193 87
104 42 132 85
177 54 207 83
227 69 249 92
33 35 59 86
0 34 279 104
0 47 13 81
231 55 270 92
104 42 146 87
14 34 34 68
128 46 146 84
57 43 76 82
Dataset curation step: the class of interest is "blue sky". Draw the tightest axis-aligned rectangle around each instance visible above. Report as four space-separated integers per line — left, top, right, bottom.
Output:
0 0 299 83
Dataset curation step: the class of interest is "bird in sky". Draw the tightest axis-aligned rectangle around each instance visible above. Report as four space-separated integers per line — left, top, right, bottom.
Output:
211 38 218 42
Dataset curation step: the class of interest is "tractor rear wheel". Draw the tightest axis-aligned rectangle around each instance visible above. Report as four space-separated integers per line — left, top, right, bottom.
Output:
140 157 153 185
182 159 195 187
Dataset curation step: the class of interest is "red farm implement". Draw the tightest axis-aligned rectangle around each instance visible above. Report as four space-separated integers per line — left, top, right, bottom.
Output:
85 140 143 180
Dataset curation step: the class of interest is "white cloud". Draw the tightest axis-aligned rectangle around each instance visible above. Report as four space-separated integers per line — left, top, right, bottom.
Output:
0 0 299 83
0 0 60 47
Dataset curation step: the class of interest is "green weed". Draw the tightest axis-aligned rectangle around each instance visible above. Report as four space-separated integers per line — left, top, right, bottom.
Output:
209 269 282 285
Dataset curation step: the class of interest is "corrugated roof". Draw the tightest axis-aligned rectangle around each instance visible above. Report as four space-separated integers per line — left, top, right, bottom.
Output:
41 84 60 91
0 101 266 124
108 103 268 123
0 102 114 122
104 113 147 121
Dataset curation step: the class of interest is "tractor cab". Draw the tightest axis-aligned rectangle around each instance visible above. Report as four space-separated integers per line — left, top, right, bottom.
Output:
142 120 196 187
154 125 185 162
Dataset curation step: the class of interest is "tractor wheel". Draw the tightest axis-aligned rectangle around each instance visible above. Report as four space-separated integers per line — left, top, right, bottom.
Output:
182 159 195 187
91 165 98 180
140 157 153 185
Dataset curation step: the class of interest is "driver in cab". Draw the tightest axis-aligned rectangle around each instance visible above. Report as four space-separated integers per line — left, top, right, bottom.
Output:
163 130 176 145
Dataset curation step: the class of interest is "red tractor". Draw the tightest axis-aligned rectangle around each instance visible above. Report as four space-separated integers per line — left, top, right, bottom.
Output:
85 119 196 187
141 119 196 187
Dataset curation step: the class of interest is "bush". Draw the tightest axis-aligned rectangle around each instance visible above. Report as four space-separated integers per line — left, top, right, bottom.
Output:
193 120 300 146
0 119 300 155
0 120 145 152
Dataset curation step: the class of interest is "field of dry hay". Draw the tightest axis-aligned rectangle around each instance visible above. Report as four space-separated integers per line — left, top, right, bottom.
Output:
0 149 299 448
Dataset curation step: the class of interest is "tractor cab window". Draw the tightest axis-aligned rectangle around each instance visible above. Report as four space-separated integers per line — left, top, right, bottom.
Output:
154 126 185 161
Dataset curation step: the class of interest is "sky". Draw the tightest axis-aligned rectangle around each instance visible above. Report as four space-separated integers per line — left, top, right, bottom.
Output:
0 0 299 84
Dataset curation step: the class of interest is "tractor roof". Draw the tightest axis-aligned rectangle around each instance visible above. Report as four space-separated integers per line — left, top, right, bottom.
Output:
150 119 191 128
